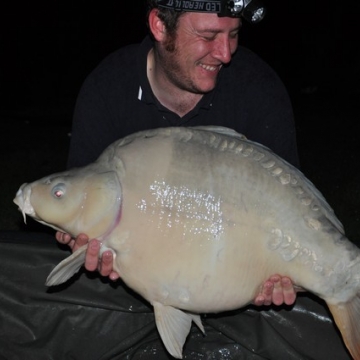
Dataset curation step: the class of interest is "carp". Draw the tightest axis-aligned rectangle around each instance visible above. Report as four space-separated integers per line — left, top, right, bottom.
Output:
13 126 360 359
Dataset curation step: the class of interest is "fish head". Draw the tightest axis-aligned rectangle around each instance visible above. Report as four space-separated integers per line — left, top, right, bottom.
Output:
13 167 122 239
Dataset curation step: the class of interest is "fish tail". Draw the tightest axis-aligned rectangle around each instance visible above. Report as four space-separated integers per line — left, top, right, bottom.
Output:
328 295 360 359
45 245 88 286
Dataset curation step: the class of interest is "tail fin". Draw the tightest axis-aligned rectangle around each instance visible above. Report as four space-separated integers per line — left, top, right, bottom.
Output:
328 294 360 359
45 245 88 286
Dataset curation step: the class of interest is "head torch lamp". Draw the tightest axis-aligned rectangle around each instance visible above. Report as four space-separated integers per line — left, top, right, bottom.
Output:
156 0 266 24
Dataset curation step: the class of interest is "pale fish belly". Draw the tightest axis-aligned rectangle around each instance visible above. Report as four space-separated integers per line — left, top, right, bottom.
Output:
108 176 323 314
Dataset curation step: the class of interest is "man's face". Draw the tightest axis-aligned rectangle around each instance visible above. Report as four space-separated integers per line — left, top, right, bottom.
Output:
156 12 241 94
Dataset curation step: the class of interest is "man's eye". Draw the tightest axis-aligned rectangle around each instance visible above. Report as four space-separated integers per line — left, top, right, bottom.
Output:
199 32 216 41
203 36 215 41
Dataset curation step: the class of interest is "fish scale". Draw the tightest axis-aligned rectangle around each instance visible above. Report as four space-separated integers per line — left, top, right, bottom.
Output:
14 126 360 359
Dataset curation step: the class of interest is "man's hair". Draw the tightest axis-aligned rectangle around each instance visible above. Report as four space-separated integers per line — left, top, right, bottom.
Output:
146 0 185 37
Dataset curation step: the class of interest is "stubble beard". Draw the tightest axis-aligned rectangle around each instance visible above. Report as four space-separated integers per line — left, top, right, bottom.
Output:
159 33 214 95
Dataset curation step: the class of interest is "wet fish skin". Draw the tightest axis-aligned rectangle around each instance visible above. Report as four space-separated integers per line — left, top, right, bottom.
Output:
13 126 360 359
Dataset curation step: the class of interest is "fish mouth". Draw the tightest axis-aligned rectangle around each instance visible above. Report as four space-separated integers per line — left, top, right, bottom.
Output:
13 171 123 239
13 183 36 224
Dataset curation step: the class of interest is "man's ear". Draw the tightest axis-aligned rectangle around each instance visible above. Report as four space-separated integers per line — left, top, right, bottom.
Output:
148 8 166 41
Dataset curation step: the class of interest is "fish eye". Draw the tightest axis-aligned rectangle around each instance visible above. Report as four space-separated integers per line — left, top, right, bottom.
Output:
52 183 66 199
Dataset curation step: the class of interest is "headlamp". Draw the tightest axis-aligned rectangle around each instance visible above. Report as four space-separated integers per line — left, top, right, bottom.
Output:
156 0 266 24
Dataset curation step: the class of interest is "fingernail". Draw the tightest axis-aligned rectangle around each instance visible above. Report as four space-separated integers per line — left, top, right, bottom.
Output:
282 278 291 285
90 240 99 249
103 251 112 259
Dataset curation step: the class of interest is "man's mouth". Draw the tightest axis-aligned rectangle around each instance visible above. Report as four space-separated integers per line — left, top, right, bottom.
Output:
199 63 221 72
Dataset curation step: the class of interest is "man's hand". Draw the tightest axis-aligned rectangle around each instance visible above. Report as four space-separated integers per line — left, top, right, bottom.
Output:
254 274 297 306
55 232 120 281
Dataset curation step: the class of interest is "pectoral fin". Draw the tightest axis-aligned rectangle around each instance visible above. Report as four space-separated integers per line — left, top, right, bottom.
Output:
153 301 205 359
45 245 88 286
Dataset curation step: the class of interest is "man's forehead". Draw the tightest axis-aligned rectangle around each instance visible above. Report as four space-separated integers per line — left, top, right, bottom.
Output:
180 12 242 31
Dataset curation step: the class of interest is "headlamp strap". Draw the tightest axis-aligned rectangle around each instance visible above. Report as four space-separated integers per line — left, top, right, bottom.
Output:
156 0 266 23
157 0 226 15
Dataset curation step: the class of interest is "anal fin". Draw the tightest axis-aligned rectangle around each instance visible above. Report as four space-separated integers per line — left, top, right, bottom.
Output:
45 245 88 286
153 302 204 359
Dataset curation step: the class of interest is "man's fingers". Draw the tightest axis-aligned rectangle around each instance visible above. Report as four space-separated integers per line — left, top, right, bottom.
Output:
84 239 101 271
99 251 120 280
56 233 118 279
268 275 297 306
281 276 297 305
99 251 114 277
254 281 274 306
270 275 285 306
55 231 72 244
109 271 120 281
55 232 89 253
56 233 121 280
253 275 297 307
71 233 89 252
262 281 275 306
253 295 265 307
55 231 63 242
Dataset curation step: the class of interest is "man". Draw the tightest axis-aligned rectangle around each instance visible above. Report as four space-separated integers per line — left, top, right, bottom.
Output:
47 0 348 358
56 0 298 307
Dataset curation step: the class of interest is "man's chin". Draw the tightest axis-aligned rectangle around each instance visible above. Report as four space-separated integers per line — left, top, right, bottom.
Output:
197 83 217 94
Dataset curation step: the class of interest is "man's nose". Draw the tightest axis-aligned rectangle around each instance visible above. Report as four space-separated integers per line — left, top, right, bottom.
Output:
212 36 233 64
